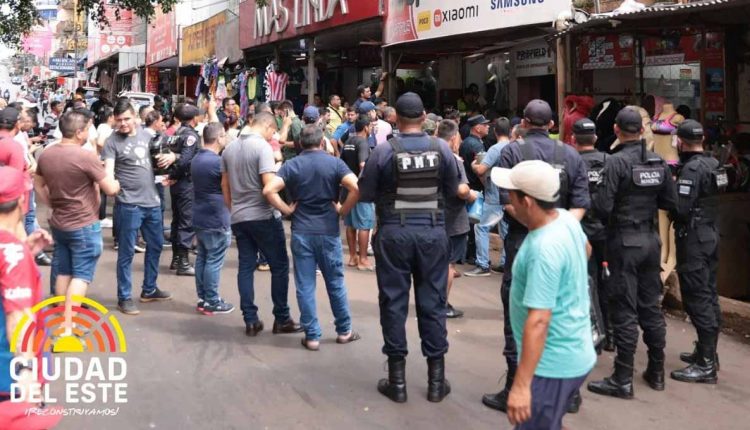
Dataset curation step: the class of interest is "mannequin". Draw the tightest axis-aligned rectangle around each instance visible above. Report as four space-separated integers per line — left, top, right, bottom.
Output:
651 100 684 283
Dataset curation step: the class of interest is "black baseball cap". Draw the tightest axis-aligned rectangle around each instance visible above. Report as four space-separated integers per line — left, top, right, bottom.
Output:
523 99 553 126
677 119 704 140
615 107 643 134
176 104 200 121
395 92 424 119
572 118 596 135
0 107 20 128
467 115 490 127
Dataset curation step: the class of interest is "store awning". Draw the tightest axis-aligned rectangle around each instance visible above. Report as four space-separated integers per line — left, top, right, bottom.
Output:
550 0 750 39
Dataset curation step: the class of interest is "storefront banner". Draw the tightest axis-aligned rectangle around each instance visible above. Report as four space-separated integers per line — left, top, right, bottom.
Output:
147 7 177 66
181 11 227 66
384 0 571 46
513 40 553 77
239 0 380 49
216 17 243 64
578 34 634 70
22 27 54 58
49 57 77 73
145 67 159 94
642 34 702 66
87 5 134 67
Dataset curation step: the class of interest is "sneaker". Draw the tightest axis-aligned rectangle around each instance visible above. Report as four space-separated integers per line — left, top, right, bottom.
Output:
446 303 465 319
201 300 235 315
100 218 113 228
257 263 270 272
118 299 140 315
196 299 206 312
491 265 505 274
367 244 374 256
316 269 322 275
134 242 146 253
464 267 491 277
139 288 173 302
113 242 119 250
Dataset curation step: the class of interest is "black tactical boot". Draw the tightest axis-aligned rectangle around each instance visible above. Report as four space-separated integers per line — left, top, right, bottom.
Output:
176 249 195 276
588 356 634 399
169 253 179 270
377 357 407 403
427 357 451 402
671 337 718 384
481 363 515 412
603 327 616 352
643 350 665 391
680 340 720 371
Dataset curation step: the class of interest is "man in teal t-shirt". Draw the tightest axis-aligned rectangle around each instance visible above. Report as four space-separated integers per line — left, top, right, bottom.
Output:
492 160 596 430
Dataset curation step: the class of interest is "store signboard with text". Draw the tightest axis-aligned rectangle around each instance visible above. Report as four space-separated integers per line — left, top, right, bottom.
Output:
384 0 571 46
577 34 634 70
181 11 227 66
147 7 177 66
239 0 381 49
514 40 554 77
86 5 134 67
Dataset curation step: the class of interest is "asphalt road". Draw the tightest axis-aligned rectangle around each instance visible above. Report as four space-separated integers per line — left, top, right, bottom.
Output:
35 223 750 430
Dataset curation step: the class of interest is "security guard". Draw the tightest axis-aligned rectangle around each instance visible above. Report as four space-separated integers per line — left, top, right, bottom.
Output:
358 92 460 404
572 118 614 352
482 99 591 414
669 120 725 384
588 106 677 399
168 103 200 276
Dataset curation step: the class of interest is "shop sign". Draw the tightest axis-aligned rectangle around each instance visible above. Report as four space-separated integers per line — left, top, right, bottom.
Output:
578 34 634 70
147 7 177 66
239 0 380 49
514 41 553 77
384 0 571 46
181 11 227 66
87 5 133 67
49 57 77 73
145 67 159 94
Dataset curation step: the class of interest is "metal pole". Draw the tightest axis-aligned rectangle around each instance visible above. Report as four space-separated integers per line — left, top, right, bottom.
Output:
74 0 79 85
307 38 315 106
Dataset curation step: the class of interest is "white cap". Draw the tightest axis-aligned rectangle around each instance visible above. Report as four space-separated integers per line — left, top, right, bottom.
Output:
491 160 560 203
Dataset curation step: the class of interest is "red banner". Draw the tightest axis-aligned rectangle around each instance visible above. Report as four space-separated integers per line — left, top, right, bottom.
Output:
239 0 380 49
145 68 159 94
577 34 634 70
147 7 177 65
642 33 702 66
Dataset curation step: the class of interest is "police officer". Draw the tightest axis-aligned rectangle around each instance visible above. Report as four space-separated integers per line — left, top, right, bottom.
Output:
572 118 614 352
588 106 677 399
482 99 591 414
358 92 460 404
168 103 200 276
669 119 724 384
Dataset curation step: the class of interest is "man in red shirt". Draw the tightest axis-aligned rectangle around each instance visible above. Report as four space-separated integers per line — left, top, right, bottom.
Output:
0 108 29 241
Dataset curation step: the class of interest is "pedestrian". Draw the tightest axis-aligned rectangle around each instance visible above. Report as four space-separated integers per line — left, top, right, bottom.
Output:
326 94 346 135
167 103 201 276
42 100 63 140
587 106 677 399
34 110 120 338
225 113 241 141
460 115 490 192
90 89 112 125
217 97 237 125
466 117 511 277
352 74 386 112
491 160 596 430
221 112 301 337
340 115 375 271
358 92 460 403
102 99 174 315
571 118 614 351
331 106 357 149
669 120 723 384
264 124 361 351
482 99 590 414
437 119 477 319
192 122 234 315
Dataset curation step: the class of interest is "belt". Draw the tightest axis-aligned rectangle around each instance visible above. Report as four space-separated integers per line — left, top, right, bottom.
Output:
614 222 655 232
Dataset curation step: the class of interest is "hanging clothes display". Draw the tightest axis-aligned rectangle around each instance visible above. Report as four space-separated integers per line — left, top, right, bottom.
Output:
215 76 228 104
265 62 289 102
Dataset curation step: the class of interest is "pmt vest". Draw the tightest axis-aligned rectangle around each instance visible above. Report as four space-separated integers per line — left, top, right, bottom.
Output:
384 137 443 223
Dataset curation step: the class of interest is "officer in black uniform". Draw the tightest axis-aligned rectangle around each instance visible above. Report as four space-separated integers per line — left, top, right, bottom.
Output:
669 119 725 384
482 100 591 414
588 106 677 399
358 92 460 404
572 118 614 352
168 103 200 276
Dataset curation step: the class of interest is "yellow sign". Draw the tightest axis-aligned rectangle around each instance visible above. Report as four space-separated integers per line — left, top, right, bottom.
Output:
417 11 431 32
181 11 227 66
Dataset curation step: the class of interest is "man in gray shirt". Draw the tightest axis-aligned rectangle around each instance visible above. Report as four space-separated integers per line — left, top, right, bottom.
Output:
221 112 301 337
103 100 174 315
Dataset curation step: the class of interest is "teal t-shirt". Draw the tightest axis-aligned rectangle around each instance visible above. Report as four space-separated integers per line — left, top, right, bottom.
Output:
510 209 596 379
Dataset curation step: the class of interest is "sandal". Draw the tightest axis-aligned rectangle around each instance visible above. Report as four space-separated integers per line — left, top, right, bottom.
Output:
301 338 320 351
357 265 375 272
336 331 362 344
347 258 359 267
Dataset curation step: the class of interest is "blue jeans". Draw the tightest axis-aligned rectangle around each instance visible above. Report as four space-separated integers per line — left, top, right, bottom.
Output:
195 228 231 305
50 222 103 283
474 202 508 270
115 203 164 301
291 233 352 341
24 188 39 235
231 218 291 325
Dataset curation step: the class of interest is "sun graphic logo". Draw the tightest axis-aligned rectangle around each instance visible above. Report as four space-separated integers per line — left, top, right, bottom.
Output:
9 296 129 405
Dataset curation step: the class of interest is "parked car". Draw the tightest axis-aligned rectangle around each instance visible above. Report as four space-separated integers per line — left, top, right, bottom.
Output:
118 91 154 112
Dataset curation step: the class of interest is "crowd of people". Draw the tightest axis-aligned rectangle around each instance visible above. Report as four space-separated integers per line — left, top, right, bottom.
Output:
0 81 724 429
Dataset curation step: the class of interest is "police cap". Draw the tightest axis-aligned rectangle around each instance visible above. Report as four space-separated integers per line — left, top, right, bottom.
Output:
395 92 424 119
572 118 596 136
615 107 642 134
523 99 553 126
176 104 200 122
676 119 704 140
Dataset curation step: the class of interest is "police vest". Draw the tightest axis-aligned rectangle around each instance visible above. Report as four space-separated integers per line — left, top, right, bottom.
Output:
677 155 727 225
581 150 608 239
518 137 569 207
614 142 668 226
383 137 443 223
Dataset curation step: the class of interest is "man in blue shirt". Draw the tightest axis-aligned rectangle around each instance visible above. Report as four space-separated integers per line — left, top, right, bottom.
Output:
192 122 234 315
358 92 460 404
492 160 596 430
264 125 361 352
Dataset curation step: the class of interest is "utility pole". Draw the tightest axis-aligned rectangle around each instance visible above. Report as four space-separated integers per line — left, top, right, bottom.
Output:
73 0 79 85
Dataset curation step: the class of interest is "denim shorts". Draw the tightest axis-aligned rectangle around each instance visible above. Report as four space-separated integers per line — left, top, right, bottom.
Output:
344 202 375 230
51 222 103 283
449 233 468 264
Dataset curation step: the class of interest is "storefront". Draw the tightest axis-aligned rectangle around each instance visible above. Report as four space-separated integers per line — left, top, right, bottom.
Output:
238 0 383 110
179 11 228 99
117 45 146 92
383 0 572 116
145 6 179 97
85 5 134 95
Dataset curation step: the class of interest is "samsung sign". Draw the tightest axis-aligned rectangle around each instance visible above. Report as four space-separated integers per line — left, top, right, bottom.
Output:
490 0 546 9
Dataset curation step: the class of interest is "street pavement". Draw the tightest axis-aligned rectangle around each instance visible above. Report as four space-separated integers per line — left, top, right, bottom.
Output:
38 222 750 430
